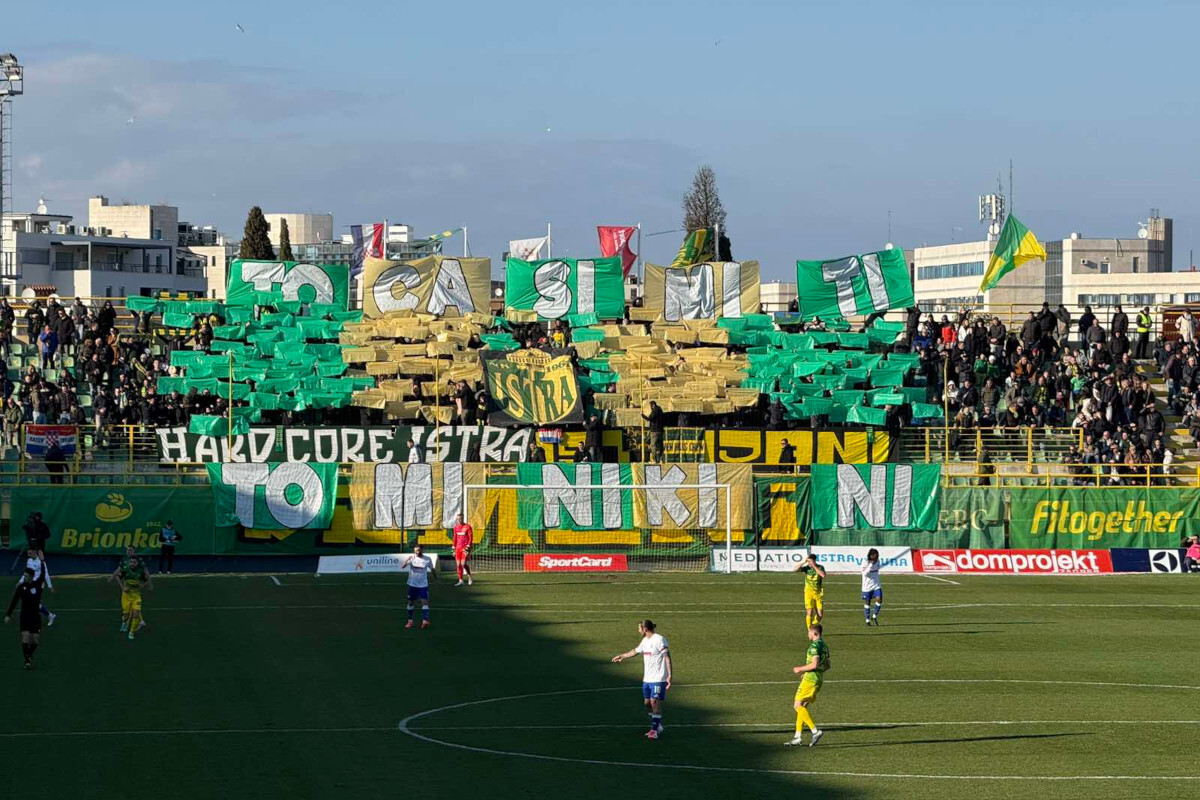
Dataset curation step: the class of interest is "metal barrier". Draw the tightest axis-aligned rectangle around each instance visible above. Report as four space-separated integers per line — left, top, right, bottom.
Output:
902 426 1084 465
940 461 1192 489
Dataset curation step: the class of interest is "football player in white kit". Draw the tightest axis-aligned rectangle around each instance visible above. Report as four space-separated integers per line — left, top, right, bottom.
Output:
862 547 883 626
611 619 672 739
401 544 435 630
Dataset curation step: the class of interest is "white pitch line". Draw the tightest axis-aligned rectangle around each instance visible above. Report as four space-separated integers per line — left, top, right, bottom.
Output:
411 719 1200 731
397 679 1200 782
916 573 960 585
0 726 394 739
269 575 281 587
45 601 1200 614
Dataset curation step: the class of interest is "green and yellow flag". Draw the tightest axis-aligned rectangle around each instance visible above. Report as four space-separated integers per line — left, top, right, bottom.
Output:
670 227 715 268
979 214 1046 292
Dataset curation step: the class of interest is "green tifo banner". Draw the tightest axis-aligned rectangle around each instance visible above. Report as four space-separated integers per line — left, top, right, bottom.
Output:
207 462 338 529
481 348 584 426
11 487 218 555
795 248 913 321
504 256 625 320
810 486 1002 548
810 464 940 532
226 259 350 310
1010 488 1199 549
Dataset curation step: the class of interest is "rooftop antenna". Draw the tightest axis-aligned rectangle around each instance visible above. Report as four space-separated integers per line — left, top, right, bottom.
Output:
0 53 24 281
1009 158 1014 213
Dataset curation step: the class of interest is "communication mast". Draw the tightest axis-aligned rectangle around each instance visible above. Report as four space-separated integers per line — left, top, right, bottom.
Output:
979 176 1006 243
0 54 24 280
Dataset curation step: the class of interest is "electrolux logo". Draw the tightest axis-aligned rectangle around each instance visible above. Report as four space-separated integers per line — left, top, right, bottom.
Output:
1149 549 1182 573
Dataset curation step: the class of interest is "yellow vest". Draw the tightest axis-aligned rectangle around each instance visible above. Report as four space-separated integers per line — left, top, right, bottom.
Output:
1136 313 1151 334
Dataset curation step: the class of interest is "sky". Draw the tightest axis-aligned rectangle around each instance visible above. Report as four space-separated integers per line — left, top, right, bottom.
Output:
6 0 1200 279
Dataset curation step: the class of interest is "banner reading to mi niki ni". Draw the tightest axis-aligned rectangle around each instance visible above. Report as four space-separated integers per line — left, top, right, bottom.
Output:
511 462 752 532
207 462 338 529
810 464 940 532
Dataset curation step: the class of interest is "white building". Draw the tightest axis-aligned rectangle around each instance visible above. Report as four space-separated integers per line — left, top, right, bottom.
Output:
1 197 205 298
911 212 1191 313
264 212 333 248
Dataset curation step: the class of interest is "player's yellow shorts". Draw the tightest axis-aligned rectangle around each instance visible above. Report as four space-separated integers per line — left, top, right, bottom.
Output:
804 586 824 613
794 672 823 703
121 590 142 615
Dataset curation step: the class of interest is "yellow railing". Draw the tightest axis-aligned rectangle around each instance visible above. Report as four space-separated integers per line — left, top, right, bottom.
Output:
907 426 1084 465
939 461 1193 488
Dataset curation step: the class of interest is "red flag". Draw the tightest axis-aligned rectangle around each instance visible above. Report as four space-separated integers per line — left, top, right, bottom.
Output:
597 225 637 276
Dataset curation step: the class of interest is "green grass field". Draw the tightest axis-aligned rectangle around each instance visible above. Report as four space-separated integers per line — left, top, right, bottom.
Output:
6 569 1199 799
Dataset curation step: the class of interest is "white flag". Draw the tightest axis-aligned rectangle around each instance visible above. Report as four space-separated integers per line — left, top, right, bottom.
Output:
509 236 549 261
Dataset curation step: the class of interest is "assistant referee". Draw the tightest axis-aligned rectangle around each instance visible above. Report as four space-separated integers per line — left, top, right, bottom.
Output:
5 567 44 670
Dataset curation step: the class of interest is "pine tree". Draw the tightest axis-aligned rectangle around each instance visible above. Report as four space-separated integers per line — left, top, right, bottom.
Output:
277 218 294 262
238 206 276 260
682 165 732 260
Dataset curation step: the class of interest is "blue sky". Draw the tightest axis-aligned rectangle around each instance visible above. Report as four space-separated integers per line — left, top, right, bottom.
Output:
7 0 1199 278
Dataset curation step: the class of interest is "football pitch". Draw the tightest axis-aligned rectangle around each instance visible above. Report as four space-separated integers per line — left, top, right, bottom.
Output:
6 570 1198 799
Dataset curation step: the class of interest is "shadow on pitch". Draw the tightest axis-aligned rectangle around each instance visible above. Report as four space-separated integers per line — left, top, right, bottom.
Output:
832 630 1001 638
821 731 1090 749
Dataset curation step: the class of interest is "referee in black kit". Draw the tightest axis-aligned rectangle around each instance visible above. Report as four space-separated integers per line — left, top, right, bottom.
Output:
5 567 45 670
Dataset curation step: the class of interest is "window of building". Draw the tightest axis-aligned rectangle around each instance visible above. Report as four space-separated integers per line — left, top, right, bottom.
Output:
1121 294 1155 306
54 252 74 270
1132 256 1139 273
1186 294 1200 304
1099 261 1110 275
916 261 985 281
18 248 50 265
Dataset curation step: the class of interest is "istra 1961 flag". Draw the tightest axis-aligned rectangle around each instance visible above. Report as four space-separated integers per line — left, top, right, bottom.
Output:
979 214 1047 292
795 248 913 321
597 226 637 276
481 349 584 426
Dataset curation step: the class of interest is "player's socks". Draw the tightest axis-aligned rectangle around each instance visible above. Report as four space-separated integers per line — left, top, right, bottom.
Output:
28 642 37 657
796 706 816 733
421 606 430 622
651 714 662 732
456 565 464 580
874 602 882 623
863 604 871 623
21 643 30 661
406 604 414 621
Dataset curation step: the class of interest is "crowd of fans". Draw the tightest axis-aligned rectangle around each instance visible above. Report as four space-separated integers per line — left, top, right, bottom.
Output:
0 295 1188 478
907 301 1176 482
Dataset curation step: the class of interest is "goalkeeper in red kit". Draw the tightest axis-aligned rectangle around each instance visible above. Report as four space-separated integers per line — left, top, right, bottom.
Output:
452 513 474 587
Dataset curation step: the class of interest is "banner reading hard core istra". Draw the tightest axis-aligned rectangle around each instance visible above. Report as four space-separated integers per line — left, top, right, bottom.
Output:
226 259 350 310
810 464 940 532
207 462 338 529
504 256 625 320
1009 488 1200 549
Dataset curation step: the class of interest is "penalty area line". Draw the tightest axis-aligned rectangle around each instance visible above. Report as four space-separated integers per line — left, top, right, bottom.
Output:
916 573 960 585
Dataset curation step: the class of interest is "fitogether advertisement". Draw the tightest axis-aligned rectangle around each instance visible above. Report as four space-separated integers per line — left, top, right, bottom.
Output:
1009 489 1199 549
361 255 491 318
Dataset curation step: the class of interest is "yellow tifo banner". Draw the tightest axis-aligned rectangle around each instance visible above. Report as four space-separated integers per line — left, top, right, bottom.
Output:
465 463 754 546
349 462 486 545
642 260 760 321
361 255 492 318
